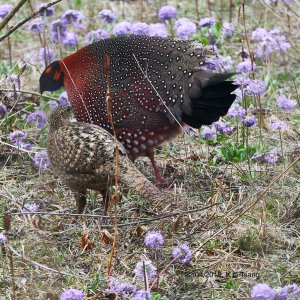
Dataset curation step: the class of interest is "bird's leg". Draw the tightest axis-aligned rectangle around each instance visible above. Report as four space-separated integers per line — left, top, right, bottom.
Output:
73 189 87 214
148 151 167 186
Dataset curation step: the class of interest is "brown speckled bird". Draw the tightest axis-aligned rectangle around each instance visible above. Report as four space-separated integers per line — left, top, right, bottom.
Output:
40 35 237 184
47 105 164 214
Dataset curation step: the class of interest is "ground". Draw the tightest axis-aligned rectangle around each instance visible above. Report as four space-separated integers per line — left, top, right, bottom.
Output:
0 0 299 299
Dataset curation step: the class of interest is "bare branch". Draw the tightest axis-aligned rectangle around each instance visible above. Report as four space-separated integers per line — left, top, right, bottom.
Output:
0 0 62 43
0 0 27 32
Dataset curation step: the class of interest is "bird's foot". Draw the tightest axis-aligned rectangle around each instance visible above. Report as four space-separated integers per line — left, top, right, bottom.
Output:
152 162 168 187
155 174 168 187
148 151 167 187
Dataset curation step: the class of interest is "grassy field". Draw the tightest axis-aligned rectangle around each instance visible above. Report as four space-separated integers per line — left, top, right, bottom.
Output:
0 0 299 299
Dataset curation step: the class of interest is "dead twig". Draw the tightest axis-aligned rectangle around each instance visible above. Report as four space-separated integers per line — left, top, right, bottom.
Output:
7 244 81 278
0 0 62 43
5 203 218 224
0 0 27 32
103 53 119 278
0 89 58 101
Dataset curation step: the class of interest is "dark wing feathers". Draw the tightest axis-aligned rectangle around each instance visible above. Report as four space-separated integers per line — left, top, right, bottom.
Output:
182 76 237 128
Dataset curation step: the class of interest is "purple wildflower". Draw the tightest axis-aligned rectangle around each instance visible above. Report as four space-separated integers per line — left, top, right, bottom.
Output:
251 27 290 59
222 22 233 37
184 126 198 138
117 283 136 297
270 119 289 131
252 28 268 41
243 115 257 127
85 28 109 44
200 56 222 71
99 9 115 24
236 60 256 73
273 34 291 53
134 260 157 280
213 120 234 135
9 130 26 146
50 19 67 43
39 47 56 66
27 111 47 128
172 244 192 265
256 41 274 58
21 143 32 151
251 284 276 300
145 231 164 249
228 104 246 119
233 73 251 87
49 101 58 110
96 28 110 40
0 4 13 19
60 288 83 300
28 18 44 33
264 149 279 164
6 75 20 88
132 290 151 300
106 277 121 293
246 79 266 96
21 202 39 213
106 278 136 297
213 120 227 133
58 91 69 106
210 44 219 54
175 18 196 39
277 284 300 300
62 10 84 29
0 104 7 114
37 3 54 17
113 21 132 36
202 126 215 139
0 233 7 243
198 17 216 28
6 74 19 83
148 23 168 37
221 56 234 71
158 5 177 21
132 22 150 35
62 32 77 47
34 150 50 168
277 95 297 111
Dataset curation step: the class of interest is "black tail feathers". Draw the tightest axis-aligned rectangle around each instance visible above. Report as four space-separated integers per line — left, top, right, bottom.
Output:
182 74 238 128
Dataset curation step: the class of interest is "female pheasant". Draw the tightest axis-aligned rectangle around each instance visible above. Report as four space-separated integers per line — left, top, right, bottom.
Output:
47 105 165 214
40 35 237 184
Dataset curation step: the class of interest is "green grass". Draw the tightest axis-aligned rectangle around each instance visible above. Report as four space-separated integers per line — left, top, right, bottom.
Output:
1 0 300 299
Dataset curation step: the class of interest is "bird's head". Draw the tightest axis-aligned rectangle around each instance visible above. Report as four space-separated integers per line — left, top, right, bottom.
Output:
40 61 64 94
49 105 73 129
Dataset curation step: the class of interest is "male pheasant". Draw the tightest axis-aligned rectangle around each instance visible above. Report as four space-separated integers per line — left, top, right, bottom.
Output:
40 35 237 184
47 105 165 214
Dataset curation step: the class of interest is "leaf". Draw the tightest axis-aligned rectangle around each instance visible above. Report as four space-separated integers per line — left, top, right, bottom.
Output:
100 229 114 245
3 213 11 231
81 233 94 250
199 36 209 45
173 217 181 232
136 225 148 237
